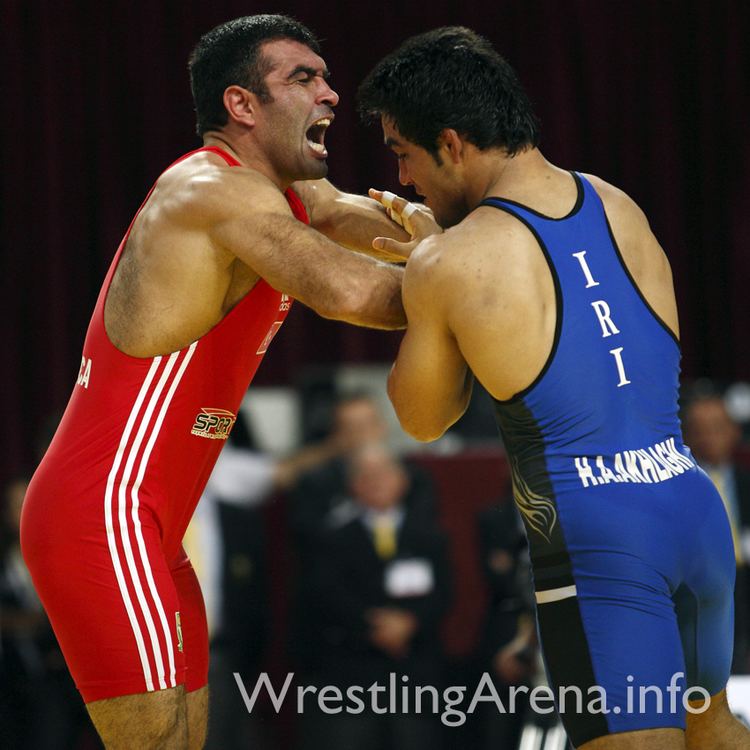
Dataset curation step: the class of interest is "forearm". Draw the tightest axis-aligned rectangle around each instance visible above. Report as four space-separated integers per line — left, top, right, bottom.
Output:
317 193 410 254
387 359 472 440
294 180 410 256
312 257 405 330
214 203 406 330
350 260 405 330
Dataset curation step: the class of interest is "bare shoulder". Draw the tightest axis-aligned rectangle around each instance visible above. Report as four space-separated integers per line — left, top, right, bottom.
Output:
410 207 537 275
404 206 546 323
582 172 679 336
458 204 552 294
582 172 668 257
153 151 292 228
403 233 457 300
581 173 651 234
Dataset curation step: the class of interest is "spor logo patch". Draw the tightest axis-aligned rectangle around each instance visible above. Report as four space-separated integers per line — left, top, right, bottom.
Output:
190 408 236 440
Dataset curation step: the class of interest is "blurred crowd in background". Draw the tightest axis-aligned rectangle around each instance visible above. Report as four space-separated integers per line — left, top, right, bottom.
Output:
2 372 750 750
3 3 747 748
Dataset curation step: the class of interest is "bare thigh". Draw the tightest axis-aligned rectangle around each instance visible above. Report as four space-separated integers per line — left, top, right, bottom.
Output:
579 727 684 749
87 684 188 750
685 689 750 750
186 685 209 750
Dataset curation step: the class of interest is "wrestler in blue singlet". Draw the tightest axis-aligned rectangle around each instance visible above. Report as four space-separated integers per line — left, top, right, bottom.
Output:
482 173 735 747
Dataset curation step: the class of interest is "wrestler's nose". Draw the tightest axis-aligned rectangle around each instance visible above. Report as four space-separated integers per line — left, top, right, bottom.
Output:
398 160 412 187
319 80 339 108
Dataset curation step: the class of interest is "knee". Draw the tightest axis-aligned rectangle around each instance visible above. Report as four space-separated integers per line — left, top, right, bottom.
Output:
685 689 750 750
118 701 186 749
87 686 188 750
150 707 185 745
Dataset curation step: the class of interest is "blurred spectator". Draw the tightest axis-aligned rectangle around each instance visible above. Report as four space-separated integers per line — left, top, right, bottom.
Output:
301 442 451 750
475 501 537 749
289 392 436 546
183 414 339 750
683 393 750 672
288 393 436 674
1 478 93 749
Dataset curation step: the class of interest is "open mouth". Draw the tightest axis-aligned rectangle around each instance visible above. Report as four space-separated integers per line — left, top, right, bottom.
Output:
306 116 332 157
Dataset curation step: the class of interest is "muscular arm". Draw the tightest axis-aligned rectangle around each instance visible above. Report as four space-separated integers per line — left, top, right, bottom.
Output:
292 178 411 259
388 238 473 441
199 168 405 329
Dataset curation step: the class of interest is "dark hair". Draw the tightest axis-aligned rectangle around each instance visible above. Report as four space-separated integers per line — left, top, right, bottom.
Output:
188 14 320 136
357 27 539 159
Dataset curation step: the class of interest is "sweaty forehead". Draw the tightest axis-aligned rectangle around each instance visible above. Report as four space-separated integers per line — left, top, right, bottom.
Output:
259 38 327 77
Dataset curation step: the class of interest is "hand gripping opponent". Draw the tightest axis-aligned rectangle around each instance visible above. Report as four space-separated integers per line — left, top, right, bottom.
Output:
369 188 442 260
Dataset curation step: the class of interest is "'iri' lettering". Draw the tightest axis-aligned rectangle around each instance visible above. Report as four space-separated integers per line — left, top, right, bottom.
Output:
572 249 632 388
591 300 620 337
609 347 631 387
572 250 600 288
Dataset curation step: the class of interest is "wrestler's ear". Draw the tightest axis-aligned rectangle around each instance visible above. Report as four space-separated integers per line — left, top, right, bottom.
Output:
223 85 257 128
437 129 465 165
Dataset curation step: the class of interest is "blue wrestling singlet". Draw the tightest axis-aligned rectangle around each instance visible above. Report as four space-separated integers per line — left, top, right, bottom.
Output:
481 174 735 747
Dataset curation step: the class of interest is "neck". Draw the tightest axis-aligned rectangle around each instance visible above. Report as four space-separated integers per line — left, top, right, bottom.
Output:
479 147 548 202
202 133 242 162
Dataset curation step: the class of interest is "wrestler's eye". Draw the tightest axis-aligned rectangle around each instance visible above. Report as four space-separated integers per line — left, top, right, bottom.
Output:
294 75 313 85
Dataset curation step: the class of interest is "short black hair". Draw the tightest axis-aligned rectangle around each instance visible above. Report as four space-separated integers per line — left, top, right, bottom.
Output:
358 26 539 159
188 14 320 136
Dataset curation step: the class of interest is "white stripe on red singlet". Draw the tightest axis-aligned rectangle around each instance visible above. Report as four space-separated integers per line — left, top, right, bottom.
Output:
130 341 198 689
116 351 181 690
103 342 198 693
103 356 163 691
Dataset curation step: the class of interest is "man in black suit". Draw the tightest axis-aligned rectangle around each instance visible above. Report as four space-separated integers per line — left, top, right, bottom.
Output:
302 442 451 750
288 393 436 674
289 393 436 548
684 394 750 672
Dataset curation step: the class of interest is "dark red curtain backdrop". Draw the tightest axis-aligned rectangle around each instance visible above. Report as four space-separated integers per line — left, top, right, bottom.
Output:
2 1 749 481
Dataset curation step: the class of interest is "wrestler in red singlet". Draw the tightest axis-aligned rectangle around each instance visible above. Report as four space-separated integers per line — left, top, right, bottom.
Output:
21 146 306 702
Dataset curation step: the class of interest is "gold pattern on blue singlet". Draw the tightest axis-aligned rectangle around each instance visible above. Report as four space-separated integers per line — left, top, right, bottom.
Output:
510 455 557 542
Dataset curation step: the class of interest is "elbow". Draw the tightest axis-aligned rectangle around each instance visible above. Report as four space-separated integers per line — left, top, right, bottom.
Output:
388 384 448 443
317 282 366 323
310 279 360 322
403 422 447 443
396 406 449 442
321 274 403 330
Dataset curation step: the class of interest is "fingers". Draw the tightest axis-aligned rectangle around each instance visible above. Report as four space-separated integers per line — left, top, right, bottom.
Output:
369 188 427 236
372 235 416 261
400 202 419 234
387 207 405 228
369 189 403 228
369 187 442 259
376 190 396 209
370 188 412 219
